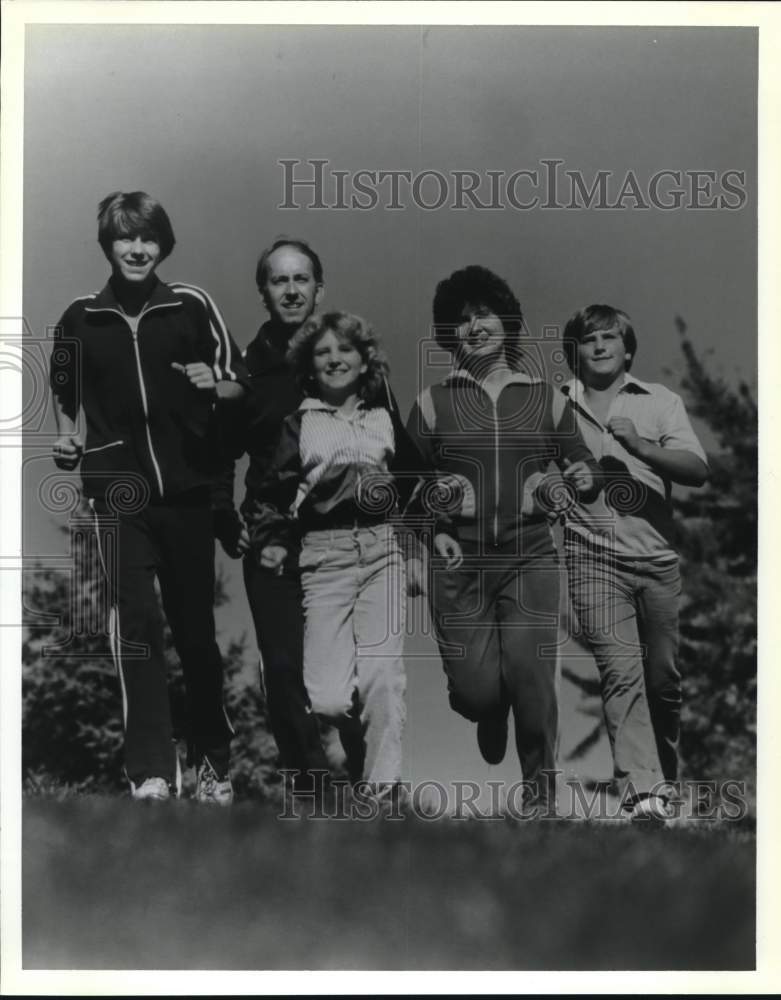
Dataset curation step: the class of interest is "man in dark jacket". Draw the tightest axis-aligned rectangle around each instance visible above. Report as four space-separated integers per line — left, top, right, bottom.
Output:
50 191 247 804
213 238 331 795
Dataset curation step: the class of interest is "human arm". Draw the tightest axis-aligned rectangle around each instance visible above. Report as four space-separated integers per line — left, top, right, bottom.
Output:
178 285 248 401
404 393 464 528
49 312 83 469
51 393 83 470
549 391 602 503
607 416 709 487
171 359 246 401
210 369 258 557
212 460 250 558
242 414 304 557
402 394 463 588
216 380 244 402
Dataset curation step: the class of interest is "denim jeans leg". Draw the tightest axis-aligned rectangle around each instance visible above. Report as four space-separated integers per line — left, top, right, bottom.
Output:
354 528 407 787
636 559 682 781
300 532 366 781
300 532 359 719
567 545 663 797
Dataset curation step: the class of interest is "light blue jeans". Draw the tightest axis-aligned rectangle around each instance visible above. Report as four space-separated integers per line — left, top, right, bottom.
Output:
567 538 682 792
300 524 406 787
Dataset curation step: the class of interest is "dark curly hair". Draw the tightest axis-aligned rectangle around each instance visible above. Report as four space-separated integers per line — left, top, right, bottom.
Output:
562 304 637 373
432 265 524 368
286 311 389 404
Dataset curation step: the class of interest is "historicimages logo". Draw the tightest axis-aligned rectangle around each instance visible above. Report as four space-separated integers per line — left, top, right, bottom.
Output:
279 158 748 212
277 772 750 822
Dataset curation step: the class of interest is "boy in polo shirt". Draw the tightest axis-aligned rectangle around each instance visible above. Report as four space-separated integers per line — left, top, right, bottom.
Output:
561 304 708 820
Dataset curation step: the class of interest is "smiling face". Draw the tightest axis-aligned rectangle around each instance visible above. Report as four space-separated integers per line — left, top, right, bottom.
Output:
454 303 507 371
261 246 323 331
576 325 631 387
311 329 367 402
109 234 161 284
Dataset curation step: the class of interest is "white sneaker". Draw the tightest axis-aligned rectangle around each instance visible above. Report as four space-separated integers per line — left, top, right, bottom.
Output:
131 777 171 802
195 758 234 806
631 794 670 825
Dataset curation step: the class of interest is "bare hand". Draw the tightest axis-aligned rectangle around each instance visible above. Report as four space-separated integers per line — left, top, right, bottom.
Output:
260 544 287 573
562 458 596 496
52 434 83 471
607 417 643 455
221 523 251 560
434 532 463 570
171 361 217 394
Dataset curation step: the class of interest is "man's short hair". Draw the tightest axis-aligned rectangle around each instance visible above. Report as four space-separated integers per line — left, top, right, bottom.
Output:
255 237 324 291
97 191 176 261
432 265 524 367
562 304 638 373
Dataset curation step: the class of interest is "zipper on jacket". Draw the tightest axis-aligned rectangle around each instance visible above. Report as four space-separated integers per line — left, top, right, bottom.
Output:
90 303 171 499
130 327 165 498
491 396 500 546
84 439 124 455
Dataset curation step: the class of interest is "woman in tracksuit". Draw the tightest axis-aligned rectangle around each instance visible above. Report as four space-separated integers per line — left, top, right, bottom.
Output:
50 191 247 803
406 266 600 812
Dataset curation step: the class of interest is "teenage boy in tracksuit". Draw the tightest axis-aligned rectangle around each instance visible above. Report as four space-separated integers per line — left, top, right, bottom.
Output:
50 190 247 803
406 266 601 811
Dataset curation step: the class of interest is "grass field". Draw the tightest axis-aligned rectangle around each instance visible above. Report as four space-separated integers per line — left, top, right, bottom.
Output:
23 797 755 971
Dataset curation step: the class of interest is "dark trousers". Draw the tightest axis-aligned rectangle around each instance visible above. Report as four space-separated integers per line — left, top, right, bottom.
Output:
431 541 560 792
91 495 232 786
243 556 329 789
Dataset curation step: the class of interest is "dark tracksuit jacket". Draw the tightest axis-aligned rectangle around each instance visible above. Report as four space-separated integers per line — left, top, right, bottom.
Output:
52 277 245 502
50 276 247 785
405 368 601 793
212 322 305 548
406 369 600 554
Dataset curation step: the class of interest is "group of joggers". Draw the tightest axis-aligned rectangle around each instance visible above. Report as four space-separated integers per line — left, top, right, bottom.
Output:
50 191 708 821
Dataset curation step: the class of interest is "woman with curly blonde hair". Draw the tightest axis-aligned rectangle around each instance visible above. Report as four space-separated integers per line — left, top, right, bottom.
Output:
245 311 461 800
287 311 390 404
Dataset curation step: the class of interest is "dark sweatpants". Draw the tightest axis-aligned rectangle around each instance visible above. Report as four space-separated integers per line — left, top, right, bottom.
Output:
242 556 329 790
91 492 232 786
431 539 560 796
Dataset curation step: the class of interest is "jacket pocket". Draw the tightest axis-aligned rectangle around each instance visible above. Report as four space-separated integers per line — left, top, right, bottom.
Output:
81 440 147 503
83 439 125 455
298 539 332 572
